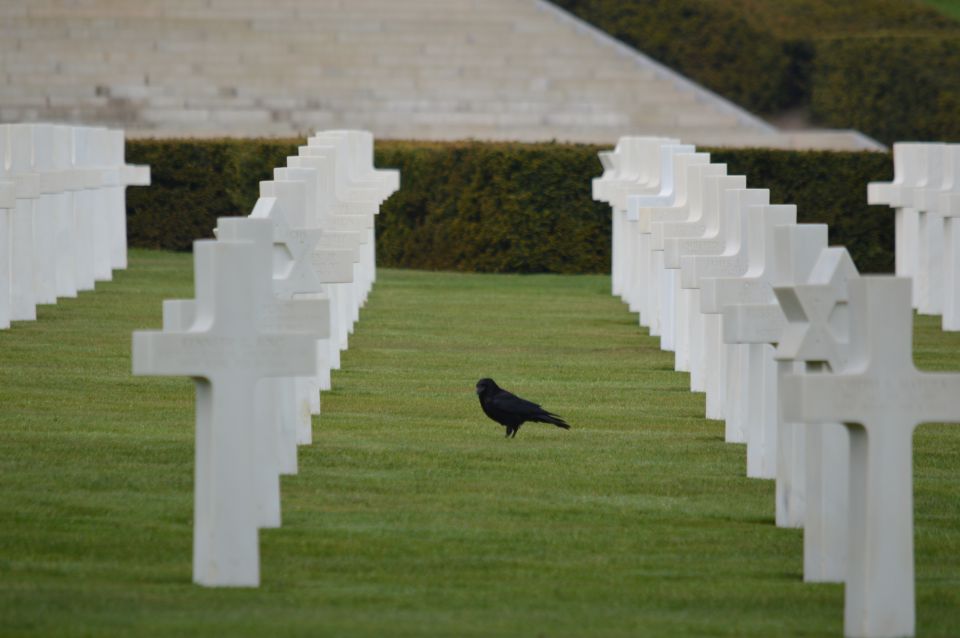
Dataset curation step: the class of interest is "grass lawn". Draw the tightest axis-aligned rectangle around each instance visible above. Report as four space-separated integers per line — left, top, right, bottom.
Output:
1 248 958 637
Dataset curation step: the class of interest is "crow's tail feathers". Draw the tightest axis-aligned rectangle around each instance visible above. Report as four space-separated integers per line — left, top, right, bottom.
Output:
535 411 571 430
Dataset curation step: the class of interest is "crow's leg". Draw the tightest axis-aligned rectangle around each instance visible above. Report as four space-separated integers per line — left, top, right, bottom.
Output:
504 427 512 438
510 428 518 438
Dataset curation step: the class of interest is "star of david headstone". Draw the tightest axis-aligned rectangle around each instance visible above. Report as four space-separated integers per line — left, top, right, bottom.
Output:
775 246 859 584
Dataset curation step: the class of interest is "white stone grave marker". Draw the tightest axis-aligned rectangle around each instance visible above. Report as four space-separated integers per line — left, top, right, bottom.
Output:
720 224 826 499
338 130 400 203
286 152 365 349
71 126 100 291
867 143 926 307
335 129 399 297
911 143 947 315
301 138 379 302
252 178 351 417
50 125 78 299
658 162 729 377
634 150 708 344
215 216 327 496
132 237 317 587
668 171 746 403
83 127 114 282
29 124 60 305
615 138 674 312
306 132 385 303
767 227 835 529
646 157 715 359
276 160 359 357
932 145 960 330
682 185 766 425
107 128 151 271
7 124 38 320
625 143 696 328
782 276 960 638
703 204 797 478
775 246 859 581
0 126 12 329
687 187 771 443
273 162 348 369
596 137 648 298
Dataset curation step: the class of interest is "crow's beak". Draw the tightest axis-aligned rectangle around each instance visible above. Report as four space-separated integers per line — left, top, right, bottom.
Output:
475 386 482 395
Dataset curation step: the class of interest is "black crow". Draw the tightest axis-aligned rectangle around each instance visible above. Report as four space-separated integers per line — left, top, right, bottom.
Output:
475 378 571 438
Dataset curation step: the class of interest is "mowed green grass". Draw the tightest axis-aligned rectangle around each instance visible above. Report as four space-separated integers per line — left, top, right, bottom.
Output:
1 249 958 637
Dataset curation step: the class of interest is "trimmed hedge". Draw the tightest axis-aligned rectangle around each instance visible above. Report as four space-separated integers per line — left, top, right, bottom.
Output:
546 0 960 144
125 139 895 275
811 35 960 144
372 141 611 273
124 139 298 251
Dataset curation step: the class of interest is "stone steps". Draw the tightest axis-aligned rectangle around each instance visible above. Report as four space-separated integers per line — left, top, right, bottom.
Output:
0 0 881 149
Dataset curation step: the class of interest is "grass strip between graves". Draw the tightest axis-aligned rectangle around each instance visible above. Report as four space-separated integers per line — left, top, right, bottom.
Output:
0 249 958 637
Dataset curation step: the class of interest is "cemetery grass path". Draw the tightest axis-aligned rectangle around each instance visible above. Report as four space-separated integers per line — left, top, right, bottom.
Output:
0 249 958 637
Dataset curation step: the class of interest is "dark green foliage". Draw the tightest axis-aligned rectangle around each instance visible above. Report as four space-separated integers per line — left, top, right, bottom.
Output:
548 0 794 113
373 141 611 273
125 138 298 251
546 0 960 143
125 138 896 274
811 35 960 144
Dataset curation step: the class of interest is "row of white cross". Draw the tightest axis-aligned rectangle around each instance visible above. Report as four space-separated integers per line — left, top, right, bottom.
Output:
0 123 150 328
868 142 960 329
132 130 399 588
595 137 960 638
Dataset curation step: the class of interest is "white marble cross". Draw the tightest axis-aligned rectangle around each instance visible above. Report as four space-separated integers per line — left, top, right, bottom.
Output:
687 187 771 443
0 127 12 329
623 148 668 313
635 151 709 344
338 129 400 204
6 124 39 320
215 216 327 491
650 160 724 370
66 127 94 293
323 129 399 300
703 204 797 478
132 236 317 587
298 141 379 305
79 127 114 282
107 128 150 271
625 143 696 328
775 246 859 581
669 172 746 404
931 145 960 330
868 143 927 308
720 224 827 498
50 125 78 300
782 276 960 638
611 138 673 312
593 137 659 298
911 143 947 315
592 150 619 210
29 124 60 306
